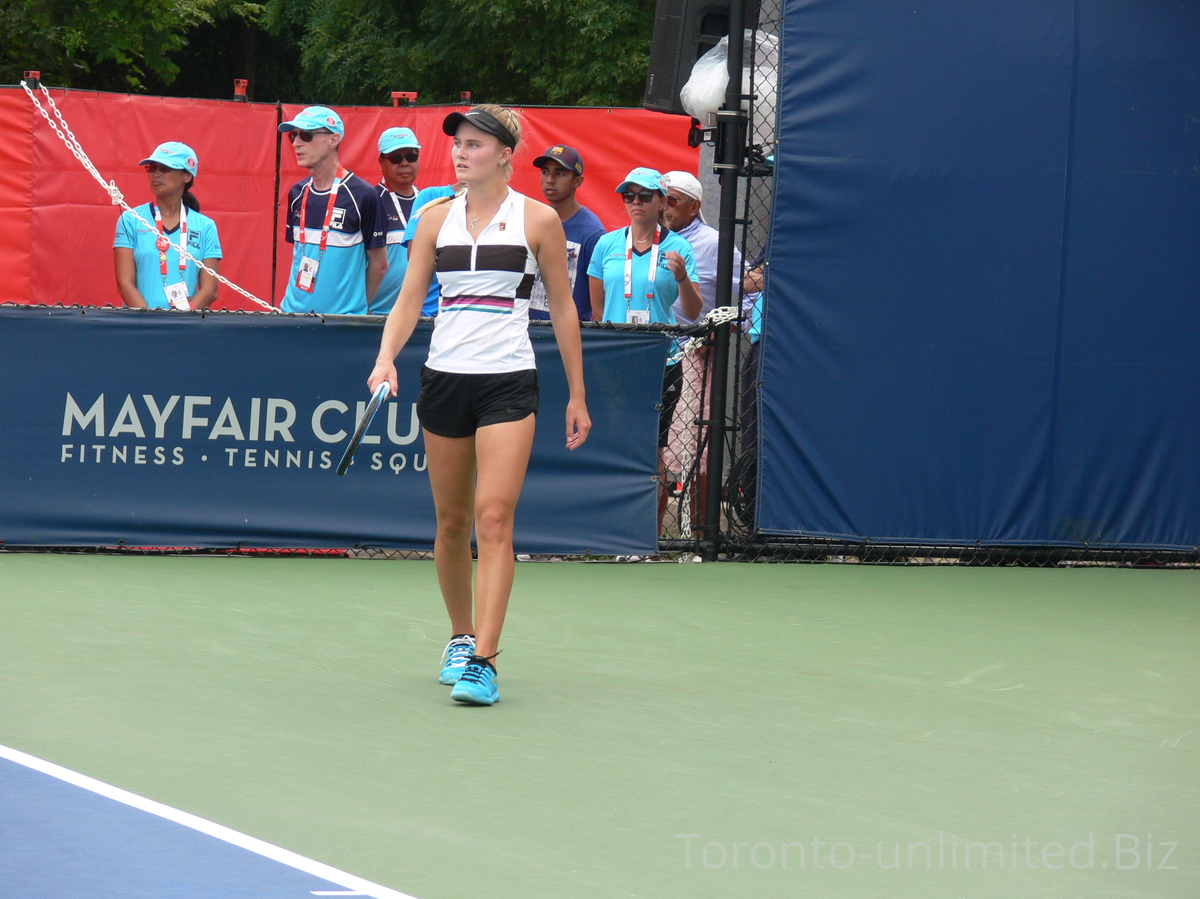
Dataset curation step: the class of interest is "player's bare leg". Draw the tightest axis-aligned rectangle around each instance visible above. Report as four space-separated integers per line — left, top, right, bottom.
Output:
423 430 477 636
470 414 536 663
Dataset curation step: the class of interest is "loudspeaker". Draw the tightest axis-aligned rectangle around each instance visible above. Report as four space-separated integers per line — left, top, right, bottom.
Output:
643 0 759 116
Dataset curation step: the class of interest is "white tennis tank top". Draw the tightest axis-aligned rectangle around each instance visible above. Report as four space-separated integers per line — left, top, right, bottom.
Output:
426 188 538 373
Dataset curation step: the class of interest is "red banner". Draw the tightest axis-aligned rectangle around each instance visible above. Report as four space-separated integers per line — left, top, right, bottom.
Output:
4 88 698 311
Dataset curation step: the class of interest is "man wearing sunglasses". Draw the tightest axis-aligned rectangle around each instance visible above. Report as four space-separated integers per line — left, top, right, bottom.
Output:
662 171 741 326
372 126 423 316
279 106 388 315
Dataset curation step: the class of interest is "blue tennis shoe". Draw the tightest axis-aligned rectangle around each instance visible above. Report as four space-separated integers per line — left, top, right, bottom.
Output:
450 657 500 705
439 635 476 685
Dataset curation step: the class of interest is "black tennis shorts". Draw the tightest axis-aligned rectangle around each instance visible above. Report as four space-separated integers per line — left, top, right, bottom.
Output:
417 366 539 438
659 361 684 448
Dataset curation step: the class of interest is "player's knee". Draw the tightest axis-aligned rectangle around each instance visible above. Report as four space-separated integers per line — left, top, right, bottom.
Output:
474 502 514 545
437 509 474 543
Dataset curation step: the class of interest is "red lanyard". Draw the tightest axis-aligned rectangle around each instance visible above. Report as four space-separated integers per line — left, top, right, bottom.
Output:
624 225 662 301
298 167 348 256
152 203 188 281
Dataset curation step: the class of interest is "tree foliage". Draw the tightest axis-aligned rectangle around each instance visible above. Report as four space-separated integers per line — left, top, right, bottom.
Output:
0 0 262 90
260 0 655 106
2 0 656 107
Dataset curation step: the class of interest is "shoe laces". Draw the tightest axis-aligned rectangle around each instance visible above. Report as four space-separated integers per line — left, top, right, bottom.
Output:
458 654 497 685
444 636 475 667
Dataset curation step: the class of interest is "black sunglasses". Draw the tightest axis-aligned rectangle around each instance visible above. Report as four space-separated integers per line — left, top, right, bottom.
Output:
383 150 420 164
287 129 333 143
622 190 658 204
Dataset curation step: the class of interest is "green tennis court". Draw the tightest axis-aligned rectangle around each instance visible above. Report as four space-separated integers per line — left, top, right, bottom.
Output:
1 553 1196 897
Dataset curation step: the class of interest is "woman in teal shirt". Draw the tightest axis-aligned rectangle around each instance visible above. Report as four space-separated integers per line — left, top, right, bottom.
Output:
114 141 222 310
588 167 701 519
587 166 700 325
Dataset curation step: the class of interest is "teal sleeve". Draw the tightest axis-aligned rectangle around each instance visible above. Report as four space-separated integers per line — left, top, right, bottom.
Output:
201 218 222 260
113 212 136 250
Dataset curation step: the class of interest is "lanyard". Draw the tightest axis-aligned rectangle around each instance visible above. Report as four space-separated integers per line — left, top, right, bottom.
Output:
298 167 348 256
382 185 414 230
624 225 662 303
152 202 188 283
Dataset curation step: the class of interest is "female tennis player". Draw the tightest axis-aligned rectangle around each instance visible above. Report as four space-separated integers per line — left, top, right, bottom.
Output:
113 141 222 310
368 105 590 706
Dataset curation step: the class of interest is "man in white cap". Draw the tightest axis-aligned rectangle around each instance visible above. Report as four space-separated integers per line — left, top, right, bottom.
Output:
663 170 741 324
373 126 423 316
279 105 387 315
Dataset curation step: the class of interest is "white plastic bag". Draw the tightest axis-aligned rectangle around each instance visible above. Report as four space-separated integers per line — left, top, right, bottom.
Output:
679 30 779 140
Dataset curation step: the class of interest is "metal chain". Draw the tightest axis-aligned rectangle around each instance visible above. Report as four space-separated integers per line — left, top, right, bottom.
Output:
21 79 276 312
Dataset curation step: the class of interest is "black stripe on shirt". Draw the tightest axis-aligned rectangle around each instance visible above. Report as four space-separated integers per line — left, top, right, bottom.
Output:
515 273 536 299
435 246 473 273
476 244 530 273
435 243 530 275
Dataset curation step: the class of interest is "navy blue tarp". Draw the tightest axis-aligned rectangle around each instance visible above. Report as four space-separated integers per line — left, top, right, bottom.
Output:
0 308 670 554
758 0 1200 548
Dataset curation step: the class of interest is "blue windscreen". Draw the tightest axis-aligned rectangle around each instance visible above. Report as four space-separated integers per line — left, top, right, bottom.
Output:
758 0 1199 548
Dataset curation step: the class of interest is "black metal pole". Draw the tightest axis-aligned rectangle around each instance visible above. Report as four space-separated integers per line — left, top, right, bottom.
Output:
701 1 748 561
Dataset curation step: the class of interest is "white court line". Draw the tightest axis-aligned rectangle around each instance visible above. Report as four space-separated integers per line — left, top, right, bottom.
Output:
0 744 419 899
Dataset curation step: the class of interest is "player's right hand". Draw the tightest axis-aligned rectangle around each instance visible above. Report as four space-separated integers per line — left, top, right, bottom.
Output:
367 362 398 398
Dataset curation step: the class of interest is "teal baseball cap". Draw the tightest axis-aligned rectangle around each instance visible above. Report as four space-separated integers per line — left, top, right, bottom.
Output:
279 106 345 136
379 127 421 154
615 166 666 194
138 141 199 175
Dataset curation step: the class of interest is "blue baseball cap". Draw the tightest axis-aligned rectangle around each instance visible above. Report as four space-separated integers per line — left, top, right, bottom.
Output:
138 141 199 175
378 127 421 154
615 166 666 194
278 106 345 136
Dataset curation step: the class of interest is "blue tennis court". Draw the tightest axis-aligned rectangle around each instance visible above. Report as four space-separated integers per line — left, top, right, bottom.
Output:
1 745 413 899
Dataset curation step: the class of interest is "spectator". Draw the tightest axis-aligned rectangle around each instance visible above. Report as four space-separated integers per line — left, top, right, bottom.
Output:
527 145 605 321
662 171 741 323
113 141 221 310
372 127 423 315
588 167 700 326
401 180 464 317
588 167 700 526
279 106 387 315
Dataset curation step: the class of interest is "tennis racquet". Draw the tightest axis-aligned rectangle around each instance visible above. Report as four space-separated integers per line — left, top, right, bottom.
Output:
336 382 391 476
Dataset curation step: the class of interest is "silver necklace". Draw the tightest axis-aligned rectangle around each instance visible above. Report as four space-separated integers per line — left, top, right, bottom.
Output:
469 203 500 229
